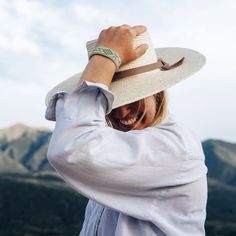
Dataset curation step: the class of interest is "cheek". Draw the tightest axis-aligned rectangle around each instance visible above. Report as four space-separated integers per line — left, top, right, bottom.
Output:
145 111 155 125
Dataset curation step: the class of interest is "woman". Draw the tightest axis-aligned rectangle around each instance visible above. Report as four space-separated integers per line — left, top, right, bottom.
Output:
45 25 207 236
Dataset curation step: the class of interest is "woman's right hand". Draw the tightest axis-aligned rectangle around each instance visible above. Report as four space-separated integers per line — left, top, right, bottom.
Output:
96 25 148 66
80 25 148 87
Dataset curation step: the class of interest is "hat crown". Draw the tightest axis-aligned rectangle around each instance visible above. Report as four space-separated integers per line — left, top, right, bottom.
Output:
86 31 158 72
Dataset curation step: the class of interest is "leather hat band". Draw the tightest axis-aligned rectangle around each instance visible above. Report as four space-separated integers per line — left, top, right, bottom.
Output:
113 57 185 80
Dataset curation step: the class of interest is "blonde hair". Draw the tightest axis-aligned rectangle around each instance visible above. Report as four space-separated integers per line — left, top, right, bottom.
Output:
131 90 168 129
150 90 168 126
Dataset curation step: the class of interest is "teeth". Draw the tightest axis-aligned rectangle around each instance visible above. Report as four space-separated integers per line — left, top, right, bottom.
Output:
120 116 138 126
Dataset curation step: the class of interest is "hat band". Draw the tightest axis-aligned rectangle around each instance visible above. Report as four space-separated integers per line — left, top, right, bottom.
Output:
113 57 185 80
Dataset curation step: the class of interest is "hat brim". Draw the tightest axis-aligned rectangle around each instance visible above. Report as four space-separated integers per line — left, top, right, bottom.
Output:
45 47 205 109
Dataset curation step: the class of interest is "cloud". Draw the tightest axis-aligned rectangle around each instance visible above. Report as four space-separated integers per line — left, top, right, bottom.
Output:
0 78 51 129
0 0 125 85
0 0 235 142
0 1 40 55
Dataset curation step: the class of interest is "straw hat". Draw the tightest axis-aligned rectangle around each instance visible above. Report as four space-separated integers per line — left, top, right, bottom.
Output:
45 31 205 110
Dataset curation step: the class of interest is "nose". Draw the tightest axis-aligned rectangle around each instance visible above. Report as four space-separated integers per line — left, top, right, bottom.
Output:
115 105 131 119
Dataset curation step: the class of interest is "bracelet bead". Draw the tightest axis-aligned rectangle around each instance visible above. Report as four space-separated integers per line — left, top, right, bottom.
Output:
89 47 121 71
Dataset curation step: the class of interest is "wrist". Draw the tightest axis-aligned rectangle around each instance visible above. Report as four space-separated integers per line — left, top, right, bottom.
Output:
80 55 116 87
89 46 121 71
90 54 116 73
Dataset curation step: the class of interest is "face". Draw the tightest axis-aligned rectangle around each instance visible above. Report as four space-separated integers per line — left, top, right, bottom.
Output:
107 95 157 132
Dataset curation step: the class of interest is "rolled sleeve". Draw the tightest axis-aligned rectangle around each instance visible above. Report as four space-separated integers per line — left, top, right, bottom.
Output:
45 81 114 121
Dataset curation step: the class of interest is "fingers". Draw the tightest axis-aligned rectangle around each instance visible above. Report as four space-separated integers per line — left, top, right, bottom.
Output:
106 24 147 37
120 24 131 28
130 25 147 36
97 24 148 65
134 44 149 59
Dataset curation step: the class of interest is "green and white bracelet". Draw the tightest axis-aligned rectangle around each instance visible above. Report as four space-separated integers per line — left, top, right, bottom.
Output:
89 47 121 71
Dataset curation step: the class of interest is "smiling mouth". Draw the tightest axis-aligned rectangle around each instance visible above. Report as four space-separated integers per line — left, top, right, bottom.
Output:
119 116 138 126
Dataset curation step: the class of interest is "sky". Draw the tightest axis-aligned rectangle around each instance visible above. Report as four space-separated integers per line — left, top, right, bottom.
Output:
0 0 235 142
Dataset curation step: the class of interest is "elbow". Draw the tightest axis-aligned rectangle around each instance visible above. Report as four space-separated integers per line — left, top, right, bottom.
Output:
47 140 66 168
46 131 78 166
46 138 88 168
47 128 106 168
47 144 59 167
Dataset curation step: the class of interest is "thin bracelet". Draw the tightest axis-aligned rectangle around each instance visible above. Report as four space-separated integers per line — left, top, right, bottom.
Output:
89 47 121 71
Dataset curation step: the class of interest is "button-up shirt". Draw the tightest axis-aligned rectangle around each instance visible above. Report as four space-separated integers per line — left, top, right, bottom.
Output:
45 81 208 236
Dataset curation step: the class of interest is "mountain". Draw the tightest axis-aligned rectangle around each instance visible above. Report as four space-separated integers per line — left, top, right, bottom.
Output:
0 123 53 173
202 140 236 235
203 139 236 186
0 152 28 174
0 124 236 235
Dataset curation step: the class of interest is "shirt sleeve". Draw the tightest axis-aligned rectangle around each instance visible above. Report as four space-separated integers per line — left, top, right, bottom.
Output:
46 80 207 222
45 81 114 121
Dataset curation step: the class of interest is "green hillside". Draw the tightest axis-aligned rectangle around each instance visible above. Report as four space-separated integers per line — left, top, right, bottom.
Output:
203 140 236 186
206 178 236 236
0 173 88 236
0 124 53 173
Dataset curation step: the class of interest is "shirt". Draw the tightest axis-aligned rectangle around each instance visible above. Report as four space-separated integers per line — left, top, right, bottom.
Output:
45 81 208 236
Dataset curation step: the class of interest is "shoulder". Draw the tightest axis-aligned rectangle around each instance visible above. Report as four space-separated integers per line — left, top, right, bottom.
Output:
145 113 205 159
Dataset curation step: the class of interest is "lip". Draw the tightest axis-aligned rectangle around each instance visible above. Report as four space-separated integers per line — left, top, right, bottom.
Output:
117 114 143 131
119 116 138 126
121 121 136 129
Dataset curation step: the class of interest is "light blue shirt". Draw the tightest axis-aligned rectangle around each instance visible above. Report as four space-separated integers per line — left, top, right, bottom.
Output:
45 81 208 236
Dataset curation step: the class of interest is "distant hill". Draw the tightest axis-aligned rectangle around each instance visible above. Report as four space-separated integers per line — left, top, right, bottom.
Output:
0 124 236 235
0 151 28 174
0 123 53 173
203 139 236 186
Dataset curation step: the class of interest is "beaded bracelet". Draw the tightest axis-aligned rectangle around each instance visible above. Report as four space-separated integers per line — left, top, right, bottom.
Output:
89 47 121 71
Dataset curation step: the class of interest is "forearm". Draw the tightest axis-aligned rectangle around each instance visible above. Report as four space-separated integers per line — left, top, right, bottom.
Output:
80 55 116 87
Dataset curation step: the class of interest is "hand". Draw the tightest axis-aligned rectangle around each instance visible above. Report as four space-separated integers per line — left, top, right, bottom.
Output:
97 25 148 66
80 25 148 87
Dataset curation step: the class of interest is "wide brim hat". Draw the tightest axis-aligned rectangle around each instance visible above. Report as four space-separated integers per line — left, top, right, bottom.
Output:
45 31 205 110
